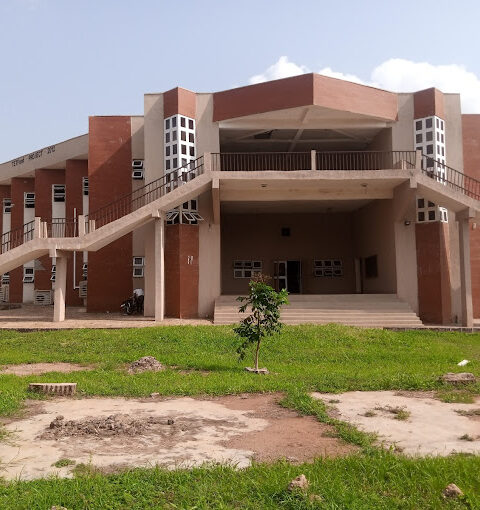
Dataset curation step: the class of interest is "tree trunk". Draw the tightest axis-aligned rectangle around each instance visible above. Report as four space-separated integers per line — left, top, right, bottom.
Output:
255 338 260 371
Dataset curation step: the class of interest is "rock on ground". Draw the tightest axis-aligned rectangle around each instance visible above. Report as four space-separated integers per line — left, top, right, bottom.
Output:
288 474 309 491
128 356 164 374
440 372 476 384
443 483 464 498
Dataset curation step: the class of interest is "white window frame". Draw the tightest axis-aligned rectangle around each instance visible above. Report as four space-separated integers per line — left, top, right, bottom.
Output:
233 260 262 279
133 256 145 278
24 192 35 209
314 259 343 278
82 177 89 196
132 160 145 180
1 273 9 284
52 184 66 203
3 198 11 214
23 267 34 283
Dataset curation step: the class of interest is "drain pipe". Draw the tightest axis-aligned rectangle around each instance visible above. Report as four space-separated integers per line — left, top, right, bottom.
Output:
73 208 79 290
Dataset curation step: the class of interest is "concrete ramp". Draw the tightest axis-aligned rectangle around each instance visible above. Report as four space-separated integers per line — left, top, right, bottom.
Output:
214 294 423 328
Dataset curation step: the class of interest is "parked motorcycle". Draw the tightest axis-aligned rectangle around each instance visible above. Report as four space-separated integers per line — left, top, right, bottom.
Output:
121 291 144 315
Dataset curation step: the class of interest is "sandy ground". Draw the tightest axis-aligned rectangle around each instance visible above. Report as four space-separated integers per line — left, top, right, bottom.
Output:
0 305 211 329
312 391 480 456
0 362 93 376
0 394 352 480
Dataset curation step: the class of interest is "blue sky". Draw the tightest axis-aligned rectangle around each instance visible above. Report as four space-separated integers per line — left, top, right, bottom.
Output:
1 0 480 162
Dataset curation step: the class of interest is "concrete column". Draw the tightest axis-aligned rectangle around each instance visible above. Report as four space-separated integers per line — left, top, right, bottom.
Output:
154 214 165 321
143 222 155 316
78 215 85 236
33 217 42 239
311 150 316 170
458 216 473 327
53 255 67 322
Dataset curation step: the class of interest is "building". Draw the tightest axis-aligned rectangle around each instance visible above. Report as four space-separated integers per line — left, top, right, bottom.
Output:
0 73 479 327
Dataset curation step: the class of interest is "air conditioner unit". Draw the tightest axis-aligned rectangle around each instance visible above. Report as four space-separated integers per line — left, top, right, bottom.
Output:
34 290 52 305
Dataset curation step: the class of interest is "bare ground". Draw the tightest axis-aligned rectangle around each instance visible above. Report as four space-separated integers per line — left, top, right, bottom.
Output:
0 363 93 376
0 394 354 480
312 390 480 455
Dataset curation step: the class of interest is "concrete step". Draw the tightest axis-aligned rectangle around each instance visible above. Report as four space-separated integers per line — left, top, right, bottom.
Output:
214 294 423 327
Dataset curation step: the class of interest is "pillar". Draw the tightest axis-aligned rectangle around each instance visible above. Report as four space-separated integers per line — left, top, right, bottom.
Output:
53 255 67 322
154 215 165 321
458 213 473 327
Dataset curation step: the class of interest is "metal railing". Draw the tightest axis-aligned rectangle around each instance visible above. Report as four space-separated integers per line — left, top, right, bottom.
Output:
420 155 480 201
1 220 34 253
46 218 78 238
212 152 311 171
316 151 416 170
86 156 204 230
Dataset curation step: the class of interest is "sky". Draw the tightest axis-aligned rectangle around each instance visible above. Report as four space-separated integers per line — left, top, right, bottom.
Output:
1 0 480 162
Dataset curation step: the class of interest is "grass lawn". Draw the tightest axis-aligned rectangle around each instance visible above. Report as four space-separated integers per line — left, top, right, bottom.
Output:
0 323 479 508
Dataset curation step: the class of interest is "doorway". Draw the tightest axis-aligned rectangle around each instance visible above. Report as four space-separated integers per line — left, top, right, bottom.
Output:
273 260 302 293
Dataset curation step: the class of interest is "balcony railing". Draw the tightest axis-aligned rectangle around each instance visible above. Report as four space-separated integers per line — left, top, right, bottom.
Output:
421 155 480 201
46 218 78 238
211 151 417 172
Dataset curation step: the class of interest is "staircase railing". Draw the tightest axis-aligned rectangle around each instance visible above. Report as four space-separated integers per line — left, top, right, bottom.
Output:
85 156 204 230
420 154 480 201
1 220 34 253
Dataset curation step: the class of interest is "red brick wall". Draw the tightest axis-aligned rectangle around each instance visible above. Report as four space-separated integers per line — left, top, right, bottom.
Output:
165 224 199 318
87 116 133 312
414 88 445 120
462 114 480 317
10 178 35 303
65 159 88 306
163 88 196 119
34 169 65 292
416 222 452 324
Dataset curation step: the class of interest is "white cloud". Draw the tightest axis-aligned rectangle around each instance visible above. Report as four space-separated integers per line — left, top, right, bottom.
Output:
248 57 480 113
249 56 310 85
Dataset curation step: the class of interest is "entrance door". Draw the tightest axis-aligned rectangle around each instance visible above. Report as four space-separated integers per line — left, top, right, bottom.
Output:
273 260 301 293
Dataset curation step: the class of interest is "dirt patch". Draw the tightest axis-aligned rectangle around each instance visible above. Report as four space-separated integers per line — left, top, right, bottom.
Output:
127 356 164 374
0 394 353 480
0 362 92 376
217 394 356 463
312 391 480 456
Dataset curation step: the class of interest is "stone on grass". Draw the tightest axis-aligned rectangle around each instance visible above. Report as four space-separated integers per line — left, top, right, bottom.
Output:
150 392 160 398
128 356 164 374
288 474 309 491
443 483 463 498
440 373 476 384
245 367 269 375
51 506 68 510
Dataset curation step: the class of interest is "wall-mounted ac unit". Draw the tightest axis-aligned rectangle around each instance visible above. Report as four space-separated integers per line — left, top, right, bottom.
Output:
34 290 52 305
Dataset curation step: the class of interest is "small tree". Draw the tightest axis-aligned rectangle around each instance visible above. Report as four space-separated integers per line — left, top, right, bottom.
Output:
234 277 289 373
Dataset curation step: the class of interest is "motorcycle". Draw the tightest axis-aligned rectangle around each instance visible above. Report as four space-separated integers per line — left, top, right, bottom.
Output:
121 293 144 315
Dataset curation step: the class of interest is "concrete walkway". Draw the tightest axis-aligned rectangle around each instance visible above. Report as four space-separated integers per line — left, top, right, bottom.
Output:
0 305 211 329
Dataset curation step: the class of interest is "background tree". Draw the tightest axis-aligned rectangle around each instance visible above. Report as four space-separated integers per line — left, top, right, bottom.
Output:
234 277 289 373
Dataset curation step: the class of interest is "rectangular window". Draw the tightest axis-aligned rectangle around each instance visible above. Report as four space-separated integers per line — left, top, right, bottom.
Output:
3 198 11 214
133 256 145 278
1 273 9 284
416 134 422 143
415 120 422 131
180 117 186 128
425 118 433 129
233 261 262 278
188 119 194 130
82 263 88 278
52 184 66 202
426 131 433 141
82 177 89 196
364 256 378 279
50 265 56 282
314 260 343 277
24 192 35 208
23 266 34 283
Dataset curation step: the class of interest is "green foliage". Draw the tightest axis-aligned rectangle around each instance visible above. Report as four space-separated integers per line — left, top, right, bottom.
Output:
234 280 289 370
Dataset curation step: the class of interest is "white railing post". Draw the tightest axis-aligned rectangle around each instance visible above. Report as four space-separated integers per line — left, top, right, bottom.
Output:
415 149 423 170
78 215 85 236
311 150 316 171
203 152 212 173
89 219 96 233
33 217 42 239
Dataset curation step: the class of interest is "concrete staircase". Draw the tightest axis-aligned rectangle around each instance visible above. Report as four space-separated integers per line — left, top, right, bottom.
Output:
214 294 423 328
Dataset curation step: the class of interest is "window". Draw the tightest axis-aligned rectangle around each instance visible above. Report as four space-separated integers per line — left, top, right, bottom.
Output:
133 256 145 278
425 118 433 129
1 273 9 284
188 119 194 130
50 265 56 282
82 177 89 196
52 184 66 202
233 260 262 279
314 259 343 278
364 256 378 279
180 117 186 128
426 131 433 141
132 160 145 180
24 192 35 209
23 267 34 283
82 263 88 278
281 227 290 237
415 120 422 131
416 134 422 143
3 198 11 214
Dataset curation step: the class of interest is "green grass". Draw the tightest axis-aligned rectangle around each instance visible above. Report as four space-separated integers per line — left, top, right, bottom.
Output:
0 453 478 509
52 458 76 468
0 323 479 508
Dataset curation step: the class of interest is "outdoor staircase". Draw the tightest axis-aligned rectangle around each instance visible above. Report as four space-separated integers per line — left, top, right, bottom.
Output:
213 294 424 328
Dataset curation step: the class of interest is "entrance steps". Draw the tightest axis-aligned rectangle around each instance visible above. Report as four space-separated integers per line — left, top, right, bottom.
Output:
214 294 423 328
